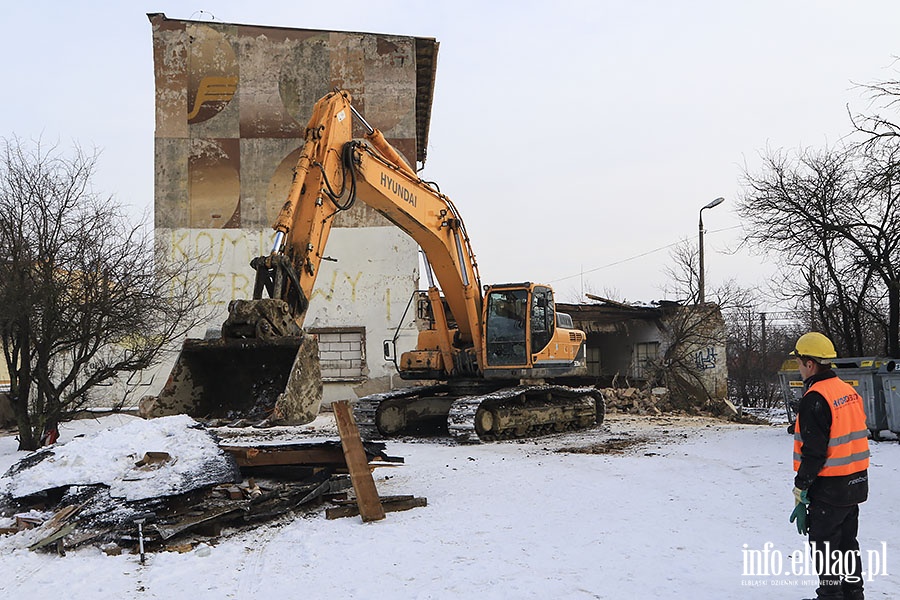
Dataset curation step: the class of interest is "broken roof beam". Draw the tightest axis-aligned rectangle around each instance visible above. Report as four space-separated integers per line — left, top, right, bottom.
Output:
585 293 641 310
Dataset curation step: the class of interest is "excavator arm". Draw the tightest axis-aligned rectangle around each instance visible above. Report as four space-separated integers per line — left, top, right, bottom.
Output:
263 90 485 375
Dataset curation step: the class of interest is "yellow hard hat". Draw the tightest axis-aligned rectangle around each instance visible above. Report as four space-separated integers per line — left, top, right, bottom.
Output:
790 332 837 361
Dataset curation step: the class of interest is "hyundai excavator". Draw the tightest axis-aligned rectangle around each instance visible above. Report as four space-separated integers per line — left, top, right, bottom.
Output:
147 90 604 442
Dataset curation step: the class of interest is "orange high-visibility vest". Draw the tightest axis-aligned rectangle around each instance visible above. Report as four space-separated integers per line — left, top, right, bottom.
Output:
793 377 870 476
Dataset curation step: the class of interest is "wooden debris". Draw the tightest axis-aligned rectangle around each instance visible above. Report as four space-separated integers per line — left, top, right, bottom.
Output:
245 478 261 498
27 504 84 552
326 496 427 520
220 441 403 469
135 452 171 468
333 400 385 522
153 504 246 541
28 522 76 552
0 421 418 554
16 515 42 530
222 445 347 467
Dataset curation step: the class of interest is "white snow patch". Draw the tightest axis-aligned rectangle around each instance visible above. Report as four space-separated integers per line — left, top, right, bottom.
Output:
0 414 897 599
1 415 236 501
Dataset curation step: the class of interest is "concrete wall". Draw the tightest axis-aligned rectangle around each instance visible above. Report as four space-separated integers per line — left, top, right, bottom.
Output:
144 227 419 403
675 307 728 399
149 14 427 231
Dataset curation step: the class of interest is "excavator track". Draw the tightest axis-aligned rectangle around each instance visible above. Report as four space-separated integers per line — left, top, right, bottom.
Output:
352 384 450 440
353 384 604 443
448 385 604 443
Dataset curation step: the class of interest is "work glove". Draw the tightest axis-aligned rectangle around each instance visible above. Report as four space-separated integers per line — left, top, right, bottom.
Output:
789 486 809 535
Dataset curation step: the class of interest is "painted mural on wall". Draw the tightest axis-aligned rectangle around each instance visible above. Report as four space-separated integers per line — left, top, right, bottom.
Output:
149 13 420 232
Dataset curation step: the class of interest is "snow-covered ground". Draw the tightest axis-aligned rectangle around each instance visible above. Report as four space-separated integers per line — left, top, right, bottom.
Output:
0 413 897 599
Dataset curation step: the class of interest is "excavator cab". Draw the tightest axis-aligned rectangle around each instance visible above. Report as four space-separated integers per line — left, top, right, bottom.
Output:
484 287 529 367
483 284 587 379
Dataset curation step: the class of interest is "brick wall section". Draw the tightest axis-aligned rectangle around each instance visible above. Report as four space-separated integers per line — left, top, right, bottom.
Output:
313 328 367 381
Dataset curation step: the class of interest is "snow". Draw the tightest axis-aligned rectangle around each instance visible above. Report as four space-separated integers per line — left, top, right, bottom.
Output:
0 413 898 599
1 415 238 502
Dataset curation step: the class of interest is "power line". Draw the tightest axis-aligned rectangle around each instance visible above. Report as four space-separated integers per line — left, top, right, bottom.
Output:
549 225 743 284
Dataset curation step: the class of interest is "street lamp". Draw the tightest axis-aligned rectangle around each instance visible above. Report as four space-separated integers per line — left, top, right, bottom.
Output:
698 196 725 304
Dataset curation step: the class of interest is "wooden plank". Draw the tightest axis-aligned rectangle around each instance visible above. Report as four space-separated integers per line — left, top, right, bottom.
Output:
333 400 385 522
220 445 348 467
326 497 427 520
28 522 76 551
152 505 245 540
330 494 414 506
45 504 82 528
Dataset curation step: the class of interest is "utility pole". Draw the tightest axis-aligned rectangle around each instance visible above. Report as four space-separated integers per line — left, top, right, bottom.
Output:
698 197 725 304
760 312 767 362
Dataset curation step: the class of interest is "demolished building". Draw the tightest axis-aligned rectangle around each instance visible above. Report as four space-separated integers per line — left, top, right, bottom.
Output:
557 296 728 401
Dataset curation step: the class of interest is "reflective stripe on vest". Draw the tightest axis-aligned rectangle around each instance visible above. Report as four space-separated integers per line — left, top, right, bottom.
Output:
792 377 870 476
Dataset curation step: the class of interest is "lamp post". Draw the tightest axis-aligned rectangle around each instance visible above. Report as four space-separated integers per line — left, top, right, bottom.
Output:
698 196 725 304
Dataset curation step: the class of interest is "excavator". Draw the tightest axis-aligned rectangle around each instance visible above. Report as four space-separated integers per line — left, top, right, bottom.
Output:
146 90 604 442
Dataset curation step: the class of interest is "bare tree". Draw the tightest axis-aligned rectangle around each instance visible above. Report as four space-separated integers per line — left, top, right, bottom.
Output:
660 240 701 304
661 239 756 309
725 308 804 409
656 239 758 404
850 69 900 145
645 303 726 403
0 138 208 450
738 145 900 356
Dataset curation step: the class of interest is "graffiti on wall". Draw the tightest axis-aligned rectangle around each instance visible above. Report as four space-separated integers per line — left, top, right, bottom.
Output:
695 346 718 371
162 229 407 318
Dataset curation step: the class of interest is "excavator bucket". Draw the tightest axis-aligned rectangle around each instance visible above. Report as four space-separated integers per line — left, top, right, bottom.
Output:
141 334 322 425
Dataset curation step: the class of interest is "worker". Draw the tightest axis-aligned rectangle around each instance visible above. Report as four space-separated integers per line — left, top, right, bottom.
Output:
789 332 869 600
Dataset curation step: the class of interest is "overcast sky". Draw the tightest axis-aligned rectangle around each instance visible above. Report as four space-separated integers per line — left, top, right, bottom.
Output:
3 1 899 308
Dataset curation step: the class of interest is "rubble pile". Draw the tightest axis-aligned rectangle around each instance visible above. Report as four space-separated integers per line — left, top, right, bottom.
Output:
0 415 405 556
599 387 751 421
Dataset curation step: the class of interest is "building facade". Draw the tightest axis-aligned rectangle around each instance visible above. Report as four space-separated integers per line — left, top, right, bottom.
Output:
144 14 438 404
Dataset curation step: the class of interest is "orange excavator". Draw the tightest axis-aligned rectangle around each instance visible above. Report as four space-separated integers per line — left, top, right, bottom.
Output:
147 90 603 441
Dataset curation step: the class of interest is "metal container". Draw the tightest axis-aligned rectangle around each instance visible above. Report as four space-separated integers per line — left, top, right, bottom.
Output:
831 357 889 434
778 356 890 434
777 359 804 425
879 360 900 434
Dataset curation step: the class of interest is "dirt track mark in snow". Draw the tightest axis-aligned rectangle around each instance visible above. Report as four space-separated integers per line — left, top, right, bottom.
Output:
556 435 653 455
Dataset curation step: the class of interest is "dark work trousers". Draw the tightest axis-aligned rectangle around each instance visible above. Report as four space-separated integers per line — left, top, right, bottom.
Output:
807 501 864 600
